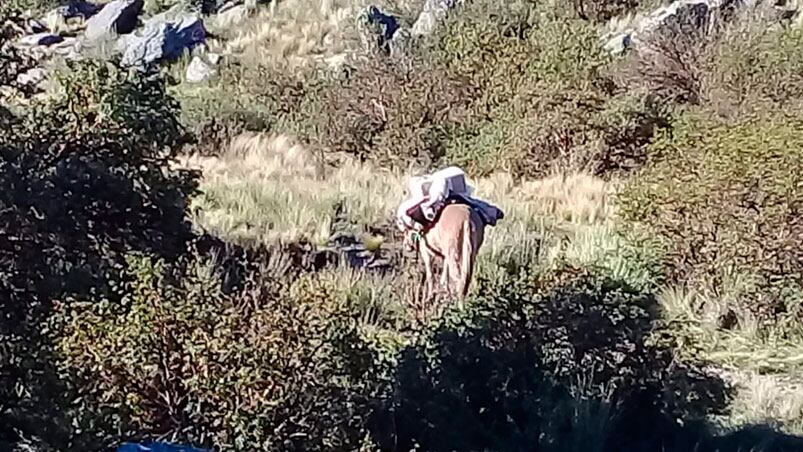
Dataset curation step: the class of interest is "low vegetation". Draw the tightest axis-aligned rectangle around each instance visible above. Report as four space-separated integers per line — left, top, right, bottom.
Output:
3 0 803 450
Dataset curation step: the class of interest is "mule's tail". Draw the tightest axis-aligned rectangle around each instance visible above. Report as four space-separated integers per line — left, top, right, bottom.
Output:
458 215 475 299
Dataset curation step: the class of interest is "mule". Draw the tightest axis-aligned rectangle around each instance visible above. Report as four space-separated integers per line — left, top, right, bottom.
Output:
407 202 486 305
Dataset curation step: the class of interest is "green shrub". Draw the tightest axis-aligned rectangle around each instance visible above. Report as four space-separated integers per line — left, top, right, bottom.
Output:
619 19 709 105
568 0 644 22
623 14 803 111
51 252 382 451
310 52 475 166
618 110 803 324
178 63 327 156
0 59 198 448
703 22 803 113
1 0 60 15
435 3 668 178
372 265 729 451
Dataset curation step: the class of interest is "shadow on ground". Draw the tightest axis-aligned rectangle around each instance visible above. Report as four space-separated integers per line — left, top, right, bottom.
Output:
369 267 803 452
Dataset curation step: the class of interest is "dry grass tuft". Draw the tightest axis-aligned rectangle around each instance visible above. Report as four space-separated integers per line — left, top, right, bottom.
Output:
720 370 803 436
211 0 368 70
657 284 803 436
178 131 614 257
658 286 803 374
179 132 403 243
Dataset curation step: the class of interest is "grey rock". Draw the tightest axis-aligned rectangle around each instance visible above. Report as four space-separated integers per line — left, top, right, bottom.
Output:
185 55 216 82
601 0 716 54
411 0 461 37
17 33 64 47
51 37 82 57
16 68 48 86
146 2 190 25
59 0 102 19
120 15 206 68
638 0 711 38
84 0 144 41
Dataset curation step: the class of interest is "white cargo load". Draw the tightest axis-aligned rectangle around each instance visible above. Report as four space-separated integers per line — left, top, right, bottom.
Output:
396 166 503 232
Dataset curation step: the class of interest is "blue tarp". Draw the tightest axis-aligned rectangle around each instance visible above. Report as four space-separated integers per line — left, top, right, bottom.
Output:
117 442 209 452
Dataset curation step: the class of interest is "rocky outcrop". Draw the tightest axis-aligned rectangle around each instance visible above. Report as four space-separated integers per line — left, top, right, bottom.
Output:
363 0 462 55
120 15 206 68
59 0 103 19
602 0 802 55
15 67 48 87
84 0 144 41
603 0 715 55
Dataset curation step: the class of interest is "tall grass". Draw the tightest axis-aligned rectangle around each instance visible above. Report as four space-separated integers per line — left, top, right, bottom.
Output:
179 132 616 252
658 285 803 436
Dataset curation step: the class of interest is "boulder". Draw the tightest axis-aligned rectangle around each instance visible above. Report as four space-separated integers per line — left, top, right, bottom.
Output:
50 37 82 59
59 0 102 19
120 16 206 68
411 0 461 37
603 32 632 55
635 0 711 39
185 54 216 83
84 0 144 41
601 0 715 54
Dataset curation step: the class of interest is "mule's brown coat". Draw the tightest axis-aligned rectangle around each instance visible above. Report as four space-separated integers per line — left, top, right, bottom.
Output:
415 203 485 304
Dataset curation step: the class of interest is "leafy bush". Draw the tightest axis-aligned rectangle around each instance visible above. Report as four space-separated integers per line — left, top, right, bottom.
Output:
569 0 644 22
294 2 667 177
372 265 730 452
1 59 197 300
180 63 327 157
1 0 60 15
623 13 803 111
310 52 475 166
0 59 198 448
702 21 803 113
617 110 803 323
620 19 709 105
436 4 668 178
51 251 381 451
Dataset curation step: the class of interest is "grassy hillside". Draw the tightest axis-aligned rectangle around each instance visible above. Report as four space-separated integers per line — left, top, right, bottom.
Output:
3 0 803 450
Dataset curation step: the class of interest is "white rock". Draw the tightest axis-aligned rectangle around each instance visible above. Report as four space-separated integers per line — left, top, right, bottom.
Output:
16 68 48 86
185 55 216 83
411 0 461 37
84 0 144 41
603 32 632 55
120 15 206 68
